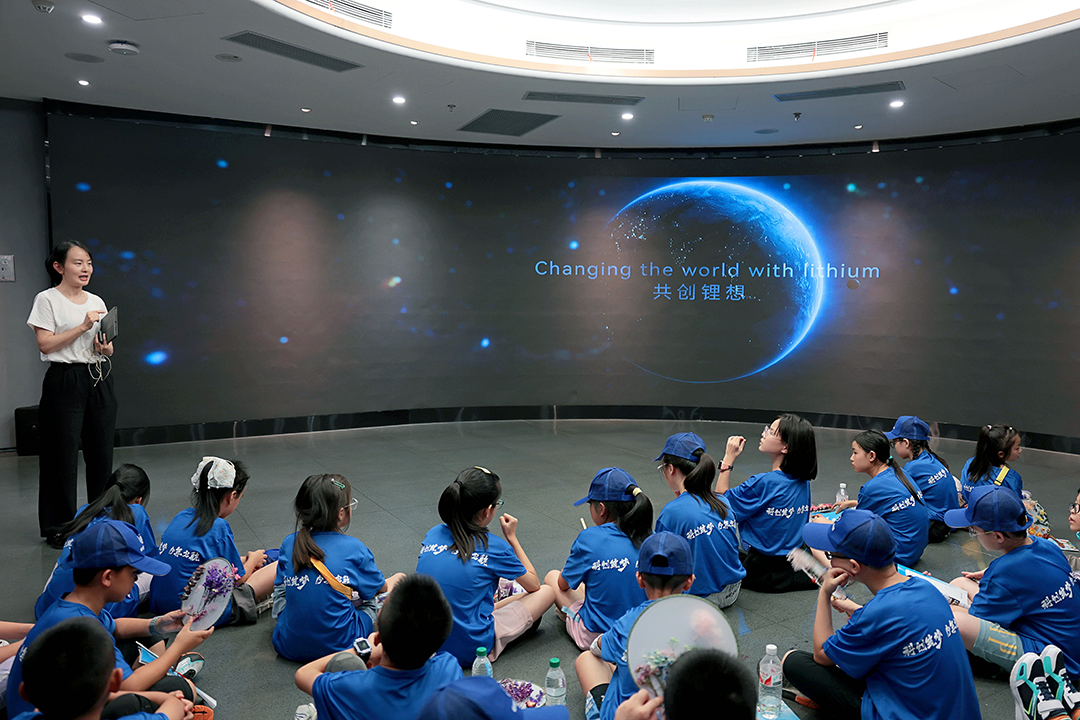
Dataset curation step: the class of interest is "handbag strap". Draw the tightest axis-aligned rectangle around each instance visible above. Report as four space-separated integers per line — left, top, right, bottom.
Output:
994 466 1010 486
311 559 357 600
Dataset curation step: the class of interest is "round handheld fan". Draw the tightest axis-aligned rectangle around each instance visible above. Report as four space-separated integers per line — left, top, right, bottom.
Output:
180 557 236 631
626 594 738 696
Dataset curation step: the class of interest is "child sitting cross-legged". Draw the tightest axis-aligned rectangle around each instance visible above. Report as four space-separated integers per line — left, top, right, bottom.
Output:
12 616 192 720
294 573 463 720
574 531 696 720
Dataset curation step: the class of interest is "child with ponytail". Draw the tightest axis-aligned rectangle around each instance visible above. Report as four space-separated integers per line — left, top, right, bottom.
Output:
885 416 958 543
148 456 277 626
960 424 1023 504
36 464 155 619
272 474 405 662
416 466 554 666
544 467 652 649
655 433 745 608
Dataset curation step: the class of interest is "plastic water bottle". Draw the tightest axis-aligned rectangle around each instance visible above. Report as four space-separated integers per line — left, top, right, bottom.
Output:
545 657 567 706
758 644 783 719
836 483 848 506
471 647 492 678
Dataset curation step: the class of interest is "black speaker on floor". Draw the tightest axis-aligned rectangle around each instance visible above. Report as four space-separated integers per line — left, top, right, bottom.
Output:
15 405 39 456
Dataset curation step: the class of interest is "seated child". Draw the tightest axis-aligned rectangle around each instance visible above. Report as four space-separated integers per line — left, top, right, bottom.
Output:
149 457 277 626
960 424 1023 504
885 416 957 544
946 485 1080 679
661 649 756 720
574 532 696 720
7 520 212 719
545 468 650 650
12 616 191 720
783 509 979 720
416 676 569 719
294 573 463 720
0 621 37 715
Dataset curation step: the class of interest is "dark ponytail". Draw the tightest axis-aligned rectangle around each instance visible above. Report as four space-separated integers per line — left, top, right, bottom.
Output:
854 430 923 505
969 424 1019 483
909 439 951 474
292 474 351 572
45 241 91 288
664 451 727 519
595 488 653 548
60 464 150 540
188 458 250 536
438 467 500 563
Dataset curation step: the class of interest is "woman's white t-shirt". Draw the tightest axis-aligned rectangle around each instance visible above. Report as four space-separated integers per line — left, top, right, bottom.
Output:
26 287 106 364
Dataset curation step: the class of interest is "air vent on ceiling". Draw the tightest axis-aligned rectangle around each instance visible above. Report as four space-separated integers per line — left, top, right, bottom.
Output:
526 41 654 65
222 31 362 72
773 81 905 102
523 91 643 107
458 109 560 137
748 32 888 63
298 0 391 29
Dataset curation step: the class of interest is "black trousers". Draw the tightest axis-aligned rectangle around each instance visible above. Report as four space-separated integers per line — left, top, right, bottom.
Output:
100 676 195 719
37 362 117 537
783 649 865 720
741 547 819 593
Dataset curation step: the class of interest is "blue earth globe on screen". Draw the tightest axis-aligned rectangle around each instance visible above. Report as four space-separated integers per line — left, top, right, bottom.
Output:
597 180 824 382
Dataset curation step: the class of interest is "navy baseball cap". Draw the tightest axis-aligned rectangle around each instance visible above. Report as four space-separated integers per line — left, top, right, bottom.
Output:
416 677 569 720
802 509 897 567
944 485 1032 532
654 432 705 462
573 467 639 507
884 416 930 442
69 520 172 575
638 531 694 576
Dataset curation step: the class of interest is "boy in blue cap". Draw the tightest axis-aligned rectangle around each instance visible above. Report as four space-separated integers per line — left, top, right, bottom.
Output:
946 486 1080 702
6 520 213 719
574 531 695 720
783 509 980 720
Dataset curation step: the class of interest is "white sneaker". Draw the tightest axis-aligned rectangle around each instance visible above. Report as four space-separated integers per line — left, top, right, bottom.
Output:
295 703 317 720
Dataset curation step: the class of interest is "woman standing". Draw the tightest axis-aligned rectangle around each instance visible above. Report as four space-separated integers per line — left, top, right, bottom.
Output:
26 241 116 548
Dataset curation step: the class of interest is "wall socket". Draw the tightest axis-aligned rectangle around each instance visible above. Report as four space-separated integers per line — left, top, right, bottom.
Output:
0 255 14 282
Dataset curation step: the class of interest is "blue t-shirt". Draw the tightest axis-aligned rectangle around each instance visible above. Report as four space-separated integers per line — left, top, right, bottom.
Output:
856 468 929 566
7 600 130 718
959 458 1023 504
971 537 1080 675
824 579 980 720
725 470 811 556
273 531 387 662
311 652 462 720
35 503 156 620
560 523 646 634
415 524 527 665
655 493 746 595
599 600 655 720
148 508 245 626
902 453 957 524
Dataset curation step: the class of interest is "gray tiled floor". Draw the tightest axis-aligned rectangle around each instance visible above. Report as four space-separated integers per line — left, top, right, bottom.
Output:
3 419 1079 719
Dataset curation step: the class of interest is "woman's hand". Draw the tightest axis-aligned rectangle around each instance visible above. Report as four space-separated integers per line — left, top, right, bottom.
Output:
81 310 104 332
93 333 114 356
499 513 519 541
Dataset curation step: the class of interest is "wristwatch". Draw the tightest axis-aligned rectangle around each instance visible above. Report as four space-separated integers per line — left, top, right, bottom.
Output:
353 637 372 664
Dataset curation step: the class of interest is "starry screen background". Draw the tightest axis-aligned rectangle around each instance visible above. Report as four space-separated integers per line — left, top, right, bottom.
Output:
46 114 1080 437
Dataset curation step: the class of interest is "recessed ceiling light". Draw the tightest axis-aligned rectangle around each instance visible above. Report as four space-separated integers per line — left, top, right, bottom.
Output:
611 131 620 136
621 113 634 120
410 121 419 125
853 124 864 129
301 108 311 113
77 80 90 86
81 14 103 24
890 100 905 108
392 96 406 104
215 54 242 63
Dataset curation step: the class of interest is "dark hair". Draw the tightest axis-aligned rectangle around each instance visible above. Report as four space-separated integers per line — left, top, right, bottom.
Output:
968 424 1020 484
60 464 151 541
438 467 500 563
664 451 727 519
664 649 756 720
1002 530 1028 540
776 414 818 481
188 458 250 536
21 617 115 719
853 430 923 505
591 489 653 548
639 572 691 593
378 574 453 669
46 241 92 287
292 474 351 572
906 439 951 474
71 566 126 587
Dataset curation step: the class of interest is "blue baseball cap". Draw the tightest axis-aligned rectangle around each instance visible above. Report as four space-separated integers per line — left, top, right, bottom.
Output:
884 416 930 442
416 677 569 720
802 509 897 567
573 467 639 507
654 432 705 462
68 520 172 575
943 485 1032 532
638 531 694 576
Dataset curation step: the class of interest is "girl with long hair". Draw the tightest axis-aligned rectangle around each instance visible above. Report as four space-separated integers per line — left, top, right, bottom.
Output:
886 416 957 543
960 424 1023 505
